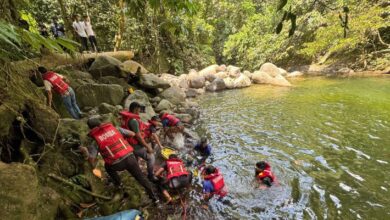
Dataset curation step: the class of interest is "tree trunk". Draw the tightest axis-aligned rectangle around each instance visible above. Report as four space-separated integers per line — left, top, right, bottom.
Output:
57 0 74 39
114 0 125 52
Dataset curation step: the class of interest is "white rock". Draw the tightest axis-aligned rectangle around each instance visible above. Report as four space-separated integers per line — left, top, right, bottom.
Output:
286 71 304 78
233 74 251 88
260 63 281 77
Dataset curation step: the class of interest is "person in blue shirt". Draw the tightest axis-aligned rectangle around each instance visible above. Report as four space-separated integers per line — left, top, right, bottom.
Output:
194 137 212 166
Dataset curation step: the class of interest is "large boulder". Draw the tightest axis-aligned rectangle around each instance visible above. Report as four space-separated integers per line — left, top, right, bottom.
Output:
159 86 186 105
286 71 304 78
252 71 273 84
227 65 241 78
270 75 292 87
278 68 288 76
0 162 40 220
121 60 148 75
223 77 235 89
175 113 193 124
76 83 124 108
26 101 60 143
89 55 124 78
155 99 174 112
98 76 130 90
216 64 227 72
98 103 119 114
260 63 281 77
189 76 206 89
198 65 218 82
178 74 189 89
123 90 155 121
206 78 226 92
160 73 180 88
139 74 170 89
215 71 229 79
233 74 252 88
185 88 199 98
243 70 253 79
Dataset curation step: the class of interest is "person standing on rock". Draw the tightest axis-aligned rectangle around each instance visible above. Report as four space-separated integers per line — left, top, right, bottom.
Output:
72 14 88 52
38 66 82 119
119 102 158 181
84 117 159 203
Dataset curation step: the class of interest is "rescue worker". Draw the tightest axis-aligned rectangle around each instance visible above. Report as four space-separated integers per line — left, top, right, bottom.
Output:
84 117 159 203
159 112 184 139
193 137 212 166
202 165 227 201
255 161 275 187
144 116 164 150
119 102 157 181
154 154 193 203
38 66 82 119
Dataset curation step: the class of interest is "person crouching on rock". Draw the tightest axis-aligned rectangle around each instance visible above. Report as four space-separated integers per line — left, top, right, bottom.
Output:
144 116 164 150
255 161 275 189
119 102 158 181
154 154 193 204
202 165 228 201
84 116 159 203
38 66 82 119
159 112 184 139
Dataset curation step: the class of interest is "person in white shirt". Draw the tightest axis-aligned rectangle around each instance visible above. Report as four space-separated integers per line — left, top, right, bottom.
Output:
72 14 89 52
83 15 98 52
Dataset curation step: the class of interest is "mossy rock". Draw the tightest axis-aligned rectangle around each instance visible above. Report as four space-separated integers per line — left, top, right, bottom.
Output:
75 83 125 108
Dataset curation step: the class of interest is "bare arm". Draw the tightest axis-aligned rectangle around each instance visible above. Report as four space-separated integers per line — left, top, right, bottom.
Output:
151 133 163 149
154 167 165 177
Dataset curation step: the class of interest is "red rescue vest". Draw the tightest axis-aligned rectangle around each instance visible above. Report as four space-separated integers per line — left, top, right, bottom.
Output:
257 162 275 183
89 123 133 165
161 113 180 127
203 168 228 197
43 71 69 95
119 111 147 145
166 158 189 180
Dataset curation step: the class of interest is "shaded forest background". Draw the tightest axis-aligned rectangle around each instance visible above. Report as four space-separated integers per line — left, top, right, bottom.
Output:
1 0 389 74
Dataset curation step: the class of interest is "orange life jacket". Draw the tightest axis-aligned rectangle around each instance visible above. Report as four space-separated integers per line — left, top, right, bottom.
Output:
89 123 133 165
166 158 189 180
256 162 275 183
43 71 69 95
119 111 147 145
161 113 180 127
203 168 228 197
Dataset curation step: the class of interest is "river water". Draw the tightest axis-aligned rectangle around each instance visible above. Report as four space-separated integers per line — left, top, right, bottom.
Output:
190 76 390 219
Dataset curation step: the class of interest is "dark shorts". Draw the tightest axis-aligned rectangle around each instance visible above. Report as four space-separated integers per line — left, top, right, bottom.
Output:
158 172 193 191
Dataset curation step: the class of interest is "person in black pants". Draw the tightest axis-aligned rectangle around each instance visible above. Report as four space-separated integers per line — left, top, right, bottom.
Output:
82 117 159 203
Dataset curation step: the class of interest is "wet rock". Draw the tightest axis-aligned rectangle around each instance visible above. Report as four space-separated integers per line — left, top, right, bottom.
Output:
233 74 251 88
260 63 281 77
89 55 124 78
271 75 292 87
123 90 155 121
338 67 354 74
178 74 189 89
185 88 199 98
227 65 241 78
206 78 226 92
286 71 304 78
98 103 118 114
0 162 40 220
185 107 200 119
155 99 174 112
121 60 148 75
150 96 162 104
159 86 186 105
139 73 170 89
76 83 124 108
183 128 200 143
216 64 227 72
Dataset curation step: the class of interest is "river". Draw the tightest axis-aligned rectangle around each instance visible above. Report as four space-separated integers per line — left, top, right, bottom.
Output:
189 76 390 219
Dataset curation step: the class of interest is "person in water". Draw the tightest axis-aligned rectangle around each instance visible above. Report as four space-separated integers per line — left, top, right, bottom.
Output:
159 112 184 139
154 154 192 203
202 165 227 201
193 137 212 166
255 161 275 188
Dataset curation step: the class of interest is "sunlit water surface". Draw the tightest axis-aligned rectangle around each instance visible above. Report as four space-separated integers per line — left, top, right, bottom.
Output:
189 76 390 220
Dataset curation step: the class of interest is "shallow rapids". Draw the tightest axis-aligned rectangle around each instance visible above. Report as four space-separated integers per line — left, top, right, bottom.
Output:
190 76 390 219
